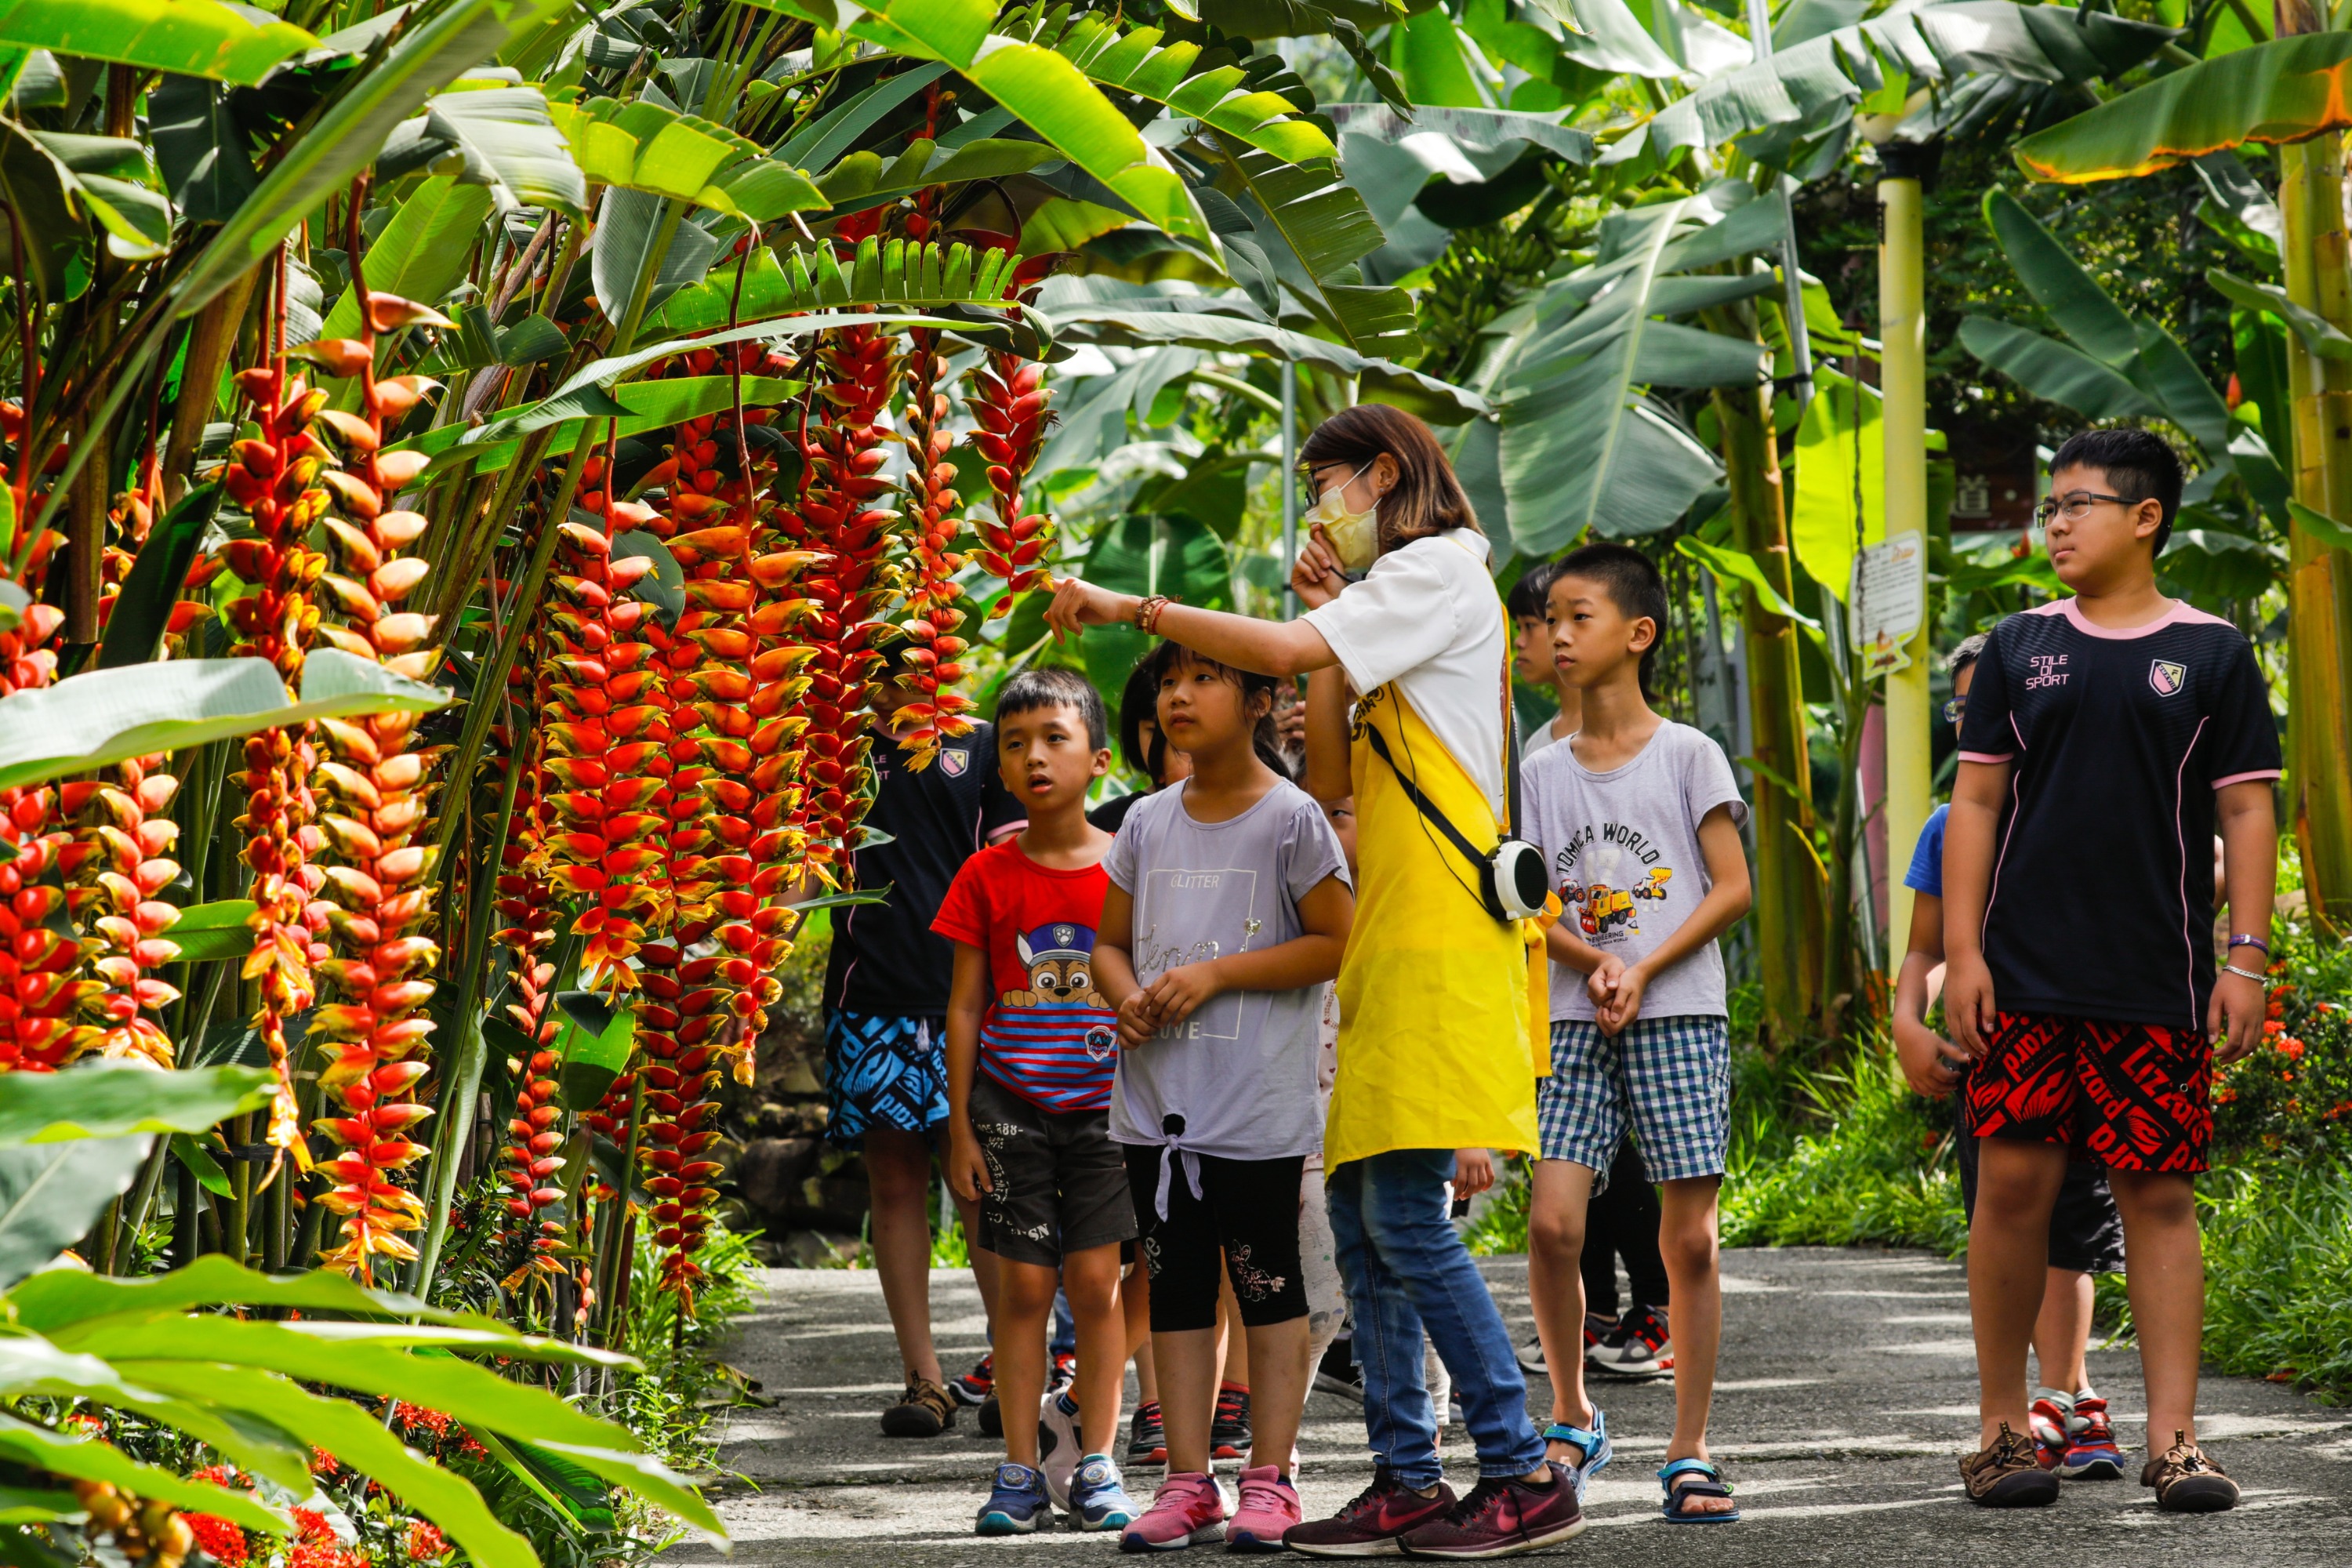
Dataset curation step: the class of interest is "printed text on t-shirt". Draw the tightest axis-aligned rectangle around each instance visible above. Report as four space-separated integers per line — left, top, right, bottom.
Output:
2025 653 2069 690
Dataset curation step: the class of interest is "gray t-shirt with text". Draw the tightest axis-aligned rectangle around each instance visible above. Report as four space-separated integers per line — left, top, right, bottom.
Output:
1523 720 1748 1021
1105 779 1350 1161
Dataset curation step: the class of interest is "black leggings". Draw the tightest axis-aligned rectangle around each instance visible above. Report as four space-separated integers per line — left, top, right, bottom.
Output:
1581 1142 1669 1316
1123 1146 1308 1332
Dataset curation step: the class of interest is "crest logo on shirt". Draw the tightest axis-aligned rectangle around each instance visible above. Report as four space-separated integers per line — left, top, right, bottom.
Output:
940 747 968 776
2150 659 2187 697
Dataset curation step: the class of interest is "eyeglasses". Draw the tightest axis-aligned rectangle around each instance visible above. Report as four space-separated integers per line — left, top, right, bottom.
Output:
1942 697 1967 724
2033 490 2127 528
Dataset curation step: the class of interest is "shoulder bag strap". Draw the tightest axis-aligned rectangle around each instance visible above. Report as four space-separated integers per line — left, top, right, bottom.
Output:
1360 724 1491 879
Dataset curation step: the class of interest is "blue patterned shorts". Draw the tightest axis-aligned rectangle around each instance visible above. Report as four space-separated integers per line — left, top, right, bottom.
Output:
1536 1014 1730 1192
824 1012 949 1144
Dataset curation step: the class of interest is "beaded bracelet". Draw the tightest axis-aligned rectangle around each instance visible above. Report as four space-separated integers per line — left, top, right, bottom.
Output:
1136 593 1175 635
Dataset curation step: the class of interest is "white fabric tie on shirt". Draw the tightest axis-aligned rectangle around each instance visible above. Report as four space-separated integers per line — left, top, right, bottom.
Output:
1152 1114 1204 1221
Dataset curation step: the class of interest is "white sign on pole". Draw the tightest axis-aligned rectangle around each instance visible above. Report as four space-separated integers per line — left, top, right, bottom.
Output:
1849 530 1926 678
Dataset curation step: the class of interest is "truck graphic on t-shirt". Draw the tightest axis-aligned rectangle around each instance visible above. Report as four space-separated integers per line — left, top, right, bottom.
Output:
1564 866 1672 938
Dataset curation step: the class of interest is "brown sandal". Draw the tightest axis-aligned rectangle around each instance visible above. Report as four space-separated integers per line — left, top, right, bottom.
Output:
1960 1421 2059 1507
2140 1429 2239 1513
881 1373 956 1438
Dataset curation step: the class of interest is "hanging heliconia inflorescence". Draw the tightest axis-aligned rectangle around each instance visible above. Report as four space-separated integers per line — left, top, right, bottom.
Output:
299 260 454 1276
491 645 568 1276
966 345 1056 611
56 758 183 1068
887 330 975 768
780 325 895 864
217 255 330 1154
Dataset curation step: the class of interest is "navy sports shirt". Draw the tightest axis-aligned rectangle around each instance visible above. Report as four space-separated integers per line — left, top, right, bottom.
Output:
823 723 1025 1017
1955 599 2279 1033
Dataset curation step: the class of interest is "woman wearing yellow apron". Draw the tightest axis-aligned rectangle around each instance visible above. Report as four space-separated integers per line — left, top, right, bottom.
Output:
1046 405 1581 1557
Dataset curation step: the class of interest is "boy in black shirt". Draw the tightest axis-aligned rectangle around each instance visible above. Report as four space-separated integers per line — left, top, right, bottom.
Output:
1944 430 2278 1513
826 639 1025 1438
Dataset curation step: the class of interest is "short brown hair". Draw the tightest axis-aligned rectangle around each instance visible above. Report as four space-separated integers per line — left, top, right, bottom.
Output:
1298 404 1480 557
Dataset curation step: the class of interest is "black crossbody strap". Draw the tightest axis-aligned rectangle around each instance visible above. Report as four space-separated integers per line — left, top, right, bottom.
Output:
1361 723 1491 880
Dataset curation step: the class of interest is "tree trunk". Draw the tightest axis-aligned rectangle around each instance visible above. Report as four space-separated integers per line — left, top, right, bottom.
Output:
2275 5 2352 933
1712 336 1827 1047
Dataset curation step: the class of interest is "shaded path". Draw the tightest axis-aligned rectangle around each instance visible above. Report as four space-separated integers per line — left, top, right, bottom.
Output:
666 1248 2352 1563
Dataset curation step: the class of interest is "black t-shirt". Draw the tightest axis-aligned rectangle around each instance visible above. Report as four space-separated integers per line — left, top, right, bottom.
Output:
824 724 1025 1016
1956 600 2280 1032
1087 789 1152 833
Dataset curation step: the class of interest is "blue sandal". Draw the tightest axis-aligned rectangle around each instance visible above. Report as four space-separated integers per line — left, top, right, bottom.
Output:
1658 1457 1739 1523
1542 1407 1610 1501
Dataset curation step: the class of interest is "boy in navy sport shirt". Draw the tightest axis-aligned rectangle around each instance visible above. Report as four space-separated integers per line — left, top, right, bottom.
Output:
1942 430 2278 1514
938 669 1138 1537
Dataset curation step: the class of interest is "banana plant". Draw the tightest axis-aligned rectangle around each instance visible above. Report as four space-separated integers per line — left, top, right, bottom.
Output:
2003 20 2352 929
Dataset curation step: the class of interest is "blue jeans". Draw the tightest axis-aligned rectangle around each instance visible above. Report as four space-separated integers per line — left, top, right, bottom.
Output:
1327 1149 1545 1487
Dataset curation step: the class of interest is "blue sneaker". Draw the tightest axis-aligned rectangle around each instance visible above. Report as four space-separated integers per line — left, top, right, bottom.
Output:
977 1461 1052 1535
1069 1453 1139 1532
1542 1406 1612 1503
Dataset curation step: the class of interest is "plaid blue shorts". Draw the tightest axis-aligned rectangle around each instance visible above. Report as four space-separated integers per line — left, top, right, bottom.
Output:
1536 1014 1730 1191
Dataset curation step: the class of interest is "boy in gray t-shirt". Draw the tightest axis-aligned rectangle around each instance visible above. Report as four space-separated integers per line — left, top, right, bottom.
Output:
1517 544 1755 1524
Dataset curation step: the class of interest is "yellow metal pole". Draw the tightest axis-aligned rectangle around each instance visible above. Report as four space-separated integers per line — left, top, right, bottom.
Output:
1879 165 1932 982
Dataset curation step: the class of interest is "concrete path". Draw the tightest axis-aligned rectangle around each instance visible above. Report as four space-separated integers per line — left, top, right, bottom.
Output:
666 1248 2352 1564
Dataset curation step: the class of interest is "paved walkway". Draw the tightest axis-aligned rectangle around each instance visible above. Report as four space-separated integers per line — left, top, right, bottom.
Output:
666 1248 2352 1564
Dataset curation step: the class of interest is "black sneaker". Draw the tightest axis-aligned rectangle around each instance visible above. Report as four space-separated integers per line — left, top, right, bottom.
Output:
947 1352 994 1407
1585 1302 1672 1381
1314 1338 1363 1402
1211 1384 1252 1461
1127 1399 1167 1466
978 1394 1003 1438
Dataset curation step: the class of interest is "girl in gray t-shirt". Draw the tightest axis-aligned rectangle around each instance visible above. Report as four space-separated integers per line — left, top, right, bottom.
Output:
1092 644 1354 1535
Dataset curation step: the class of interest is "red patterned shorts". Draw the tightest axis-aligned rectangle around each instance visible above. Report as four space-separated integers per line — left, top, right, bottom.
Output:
1962 1011 2212 1174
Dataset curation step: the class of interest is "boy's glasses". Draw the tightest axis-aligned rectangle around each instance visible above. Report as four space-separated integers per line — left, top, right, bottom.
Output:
1942 697 1966 724
2034 490 2126 527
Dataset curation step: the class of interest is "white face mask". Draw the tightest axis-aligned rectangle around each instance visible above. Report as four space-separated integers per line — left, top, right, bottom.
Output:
1303 463 1381 572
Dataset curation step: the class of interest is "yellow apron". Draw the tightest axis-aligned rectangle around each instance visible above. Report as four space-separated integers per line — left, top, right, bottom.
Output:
1323 682 1541 1168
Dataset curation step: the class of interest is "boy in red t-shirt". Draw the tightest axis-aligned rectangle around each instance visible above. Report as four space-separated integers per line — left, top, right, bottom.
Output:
938 669 1138 1536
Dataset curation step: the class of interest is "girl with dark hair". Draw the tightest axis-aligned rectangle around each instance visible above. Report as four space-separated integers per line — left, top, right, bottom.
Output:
1047 405 1577 1558
1091 657 1193 834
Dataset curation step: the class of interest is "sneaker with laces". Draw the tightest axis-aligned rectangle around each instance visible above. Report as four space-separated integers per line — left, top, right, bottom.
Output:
2028 1387 2072 1469
947 1352 995 1407
1128 1401 1168 1467
1225 1466 1301 1554
1960 1421 2060 1507
1397 1464 1585 1559
1071 1453 1140 1531
1585 1303 1671 1381
1120 1471 1226 1552
2141 1429 2238 1512
2060 1394 2125 1480
880 1372 956 1438
1210 1384 1252 1461
977 1461 1053 1535
1039 1389 1084 1508
1283 1468 1454 1558
1312 1340 1363 1402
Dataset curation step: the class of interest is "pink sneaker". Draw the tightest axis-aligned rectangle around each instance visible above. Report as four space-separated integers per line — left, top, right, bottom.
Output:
1120 1471 1226 1552
1225 1465 1302 1553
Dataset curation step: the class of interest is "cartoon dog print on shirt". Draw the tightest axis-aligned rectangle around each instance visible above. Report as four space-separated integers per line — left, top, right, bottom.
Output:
1004 921 1109 1009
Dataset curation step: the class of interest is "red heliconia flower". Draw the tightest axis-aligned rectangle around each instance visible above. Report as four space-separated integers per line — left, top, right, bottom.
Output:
777 325 896 860
56 756 184 1066
491 705 568 1271
0 791 102 1072
887 332 976 768
540 473 671 991
965 344 1056 611
299 281 453 1275
217 305 334 1154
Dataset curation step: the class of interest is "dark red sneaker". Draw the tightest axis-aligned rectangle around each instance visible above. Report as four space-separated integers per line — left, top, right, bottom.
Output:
1398 1464 1585 1559
1284 1467 1455 1558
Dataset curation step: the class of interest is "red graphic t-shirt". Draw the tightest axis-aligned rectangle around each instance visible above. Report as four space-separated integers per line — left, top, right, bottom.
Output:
931 840 1118 1112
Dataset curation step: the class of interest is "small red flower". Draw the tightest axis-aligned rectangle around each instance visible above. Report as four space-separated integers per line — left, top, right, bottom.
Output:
2278 1036 2305 1059
309 1447 339 1477
290 1509 336 1547
405 1521 449 1562
185 1515 247 1567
